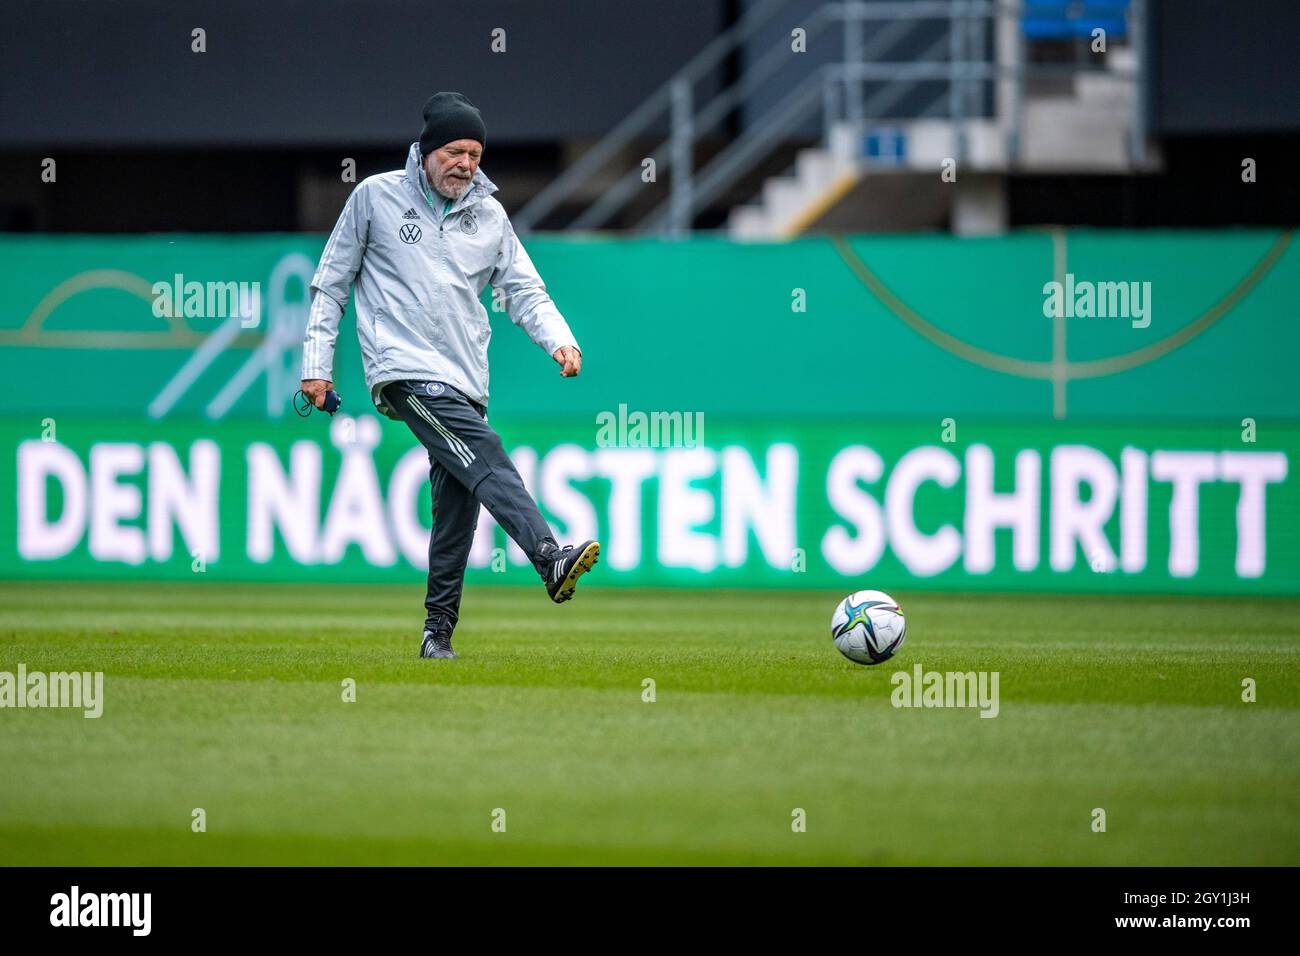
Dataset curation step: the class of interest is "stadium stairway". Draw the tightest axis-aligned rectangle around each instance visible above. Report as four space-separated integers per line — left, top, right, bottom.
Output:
728 27 1156 239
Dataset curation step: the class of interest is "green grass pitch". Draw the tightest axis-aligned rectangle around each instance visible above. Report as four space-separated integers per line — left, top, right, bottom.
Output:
1 581 1297 866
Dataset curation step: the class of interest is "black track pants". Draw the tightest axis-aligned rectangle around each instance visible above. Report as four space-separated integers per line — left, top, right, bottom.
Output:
383 380 556 631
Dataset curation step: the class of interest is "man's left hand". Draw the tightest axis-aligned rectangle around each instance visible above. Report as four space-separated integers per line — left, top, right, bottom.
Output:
553 346 582 378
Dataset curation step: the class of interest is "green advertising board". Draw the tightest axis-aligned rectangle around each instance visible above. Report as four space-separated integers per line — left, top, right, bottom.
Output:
1 231 1295 593
3 417 1295 594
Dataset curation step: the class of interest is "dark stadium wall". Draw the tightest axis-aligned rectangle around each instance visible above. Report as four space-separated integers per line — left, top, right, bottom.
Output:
0 0 727 147
1150 0 1300 134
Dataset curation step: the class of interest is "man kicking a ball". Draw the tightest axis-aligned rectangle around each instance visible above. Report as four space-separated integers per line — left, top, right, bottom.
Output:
300 91 599 659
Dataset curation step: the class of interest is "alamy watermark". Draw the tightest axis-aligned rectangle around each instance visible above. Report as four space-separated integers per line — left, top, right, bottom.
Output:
152 273 261 327
50 886 150 935
595 403 704 448
890 664 999 718
1 664 104 718
1042 274 1151 328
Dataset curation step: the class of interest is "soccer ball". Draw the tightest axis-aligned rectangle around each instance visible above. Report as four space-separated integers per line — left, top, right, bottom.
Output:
831 590 907 665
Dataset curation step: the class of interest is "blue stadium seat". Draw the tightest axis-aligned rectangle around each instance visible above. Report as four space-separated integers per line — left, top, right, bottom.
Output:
1022 1 1129 40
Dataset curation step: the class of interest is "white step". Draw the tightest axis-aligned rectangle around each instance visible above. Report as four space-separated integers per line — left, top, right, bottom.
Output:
1022 98 1130 168
759 177 802 222
1075 70 1133 107
898 119 1008 170
1105 45 1137 74
731 145 861 239
827 121 859 166
795 148 835 191
728 205 773 240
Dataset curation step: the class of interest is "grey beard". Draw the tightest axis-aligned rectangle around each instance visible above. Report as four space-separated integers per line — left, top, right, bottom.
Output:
435 174 472 200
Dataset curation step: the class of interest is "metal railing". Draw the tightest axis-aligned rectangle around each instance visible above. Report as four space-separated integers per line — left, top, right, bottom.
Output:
512 0 796 233
513 0 1147 236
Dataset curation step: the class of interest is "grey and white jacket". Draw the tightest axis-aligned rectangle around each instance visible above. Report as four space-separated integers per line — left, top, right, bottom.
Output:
301 142 579 416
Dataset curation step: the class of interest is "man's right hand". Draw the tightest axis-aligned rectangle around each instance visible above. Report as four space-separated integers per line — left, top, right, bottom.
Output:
300 379 334 410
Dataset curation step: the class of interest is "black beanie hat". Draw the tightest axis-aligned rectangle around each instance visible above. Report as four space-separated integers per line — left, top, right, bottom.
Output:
419 92 486 155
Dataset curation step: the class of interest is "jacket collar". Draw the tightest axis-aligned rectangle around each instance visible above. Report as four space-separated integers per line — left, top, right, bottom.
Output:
405 141 497 215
